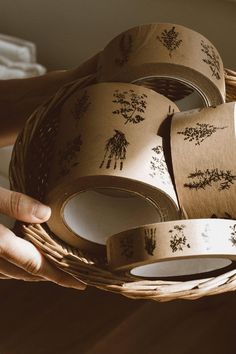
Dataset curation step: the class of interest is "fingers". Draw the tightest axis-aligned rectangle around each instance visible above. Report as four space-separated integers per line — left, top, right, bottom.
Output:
0 225 86 290
0 258 43 281
0 187 51 223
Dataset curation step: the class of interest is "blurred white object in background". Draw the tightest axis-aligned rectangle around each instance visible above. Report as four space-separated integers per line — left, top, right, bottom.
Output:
0 33 46 79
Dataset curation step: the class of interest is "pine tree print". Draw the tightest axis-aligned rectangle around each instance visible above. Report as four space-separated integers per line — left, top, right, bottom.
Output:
144 228 157 256
112 89 147 124
201 40 221 80
229 224 236 246
71 91 90 124
169 225 190 253
115 33 133 66
157 26 183 57
99 130 129 170
177 123 227 145
58 135 82 176
184 169 236 191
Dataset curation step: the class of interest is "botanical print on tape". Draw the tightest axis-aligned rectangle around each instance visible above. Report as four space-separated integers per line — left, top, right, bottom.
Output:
149 145 170 184
120 234 134 259
112 89 147 124
229 224 236 247
144 228 157 256
157 26 183 58
177 123 227 146
169 225 190 253
58 135 82 177
184 169 236 191
115 33 133 66
71 91 91 124
99 130 129 170
201 224 211 251
201 40 221 80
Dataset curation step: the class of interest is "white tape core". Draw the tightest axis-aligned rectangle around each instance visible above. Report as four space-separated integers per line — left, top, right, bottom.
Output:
131 258 232 277
63 189 161 245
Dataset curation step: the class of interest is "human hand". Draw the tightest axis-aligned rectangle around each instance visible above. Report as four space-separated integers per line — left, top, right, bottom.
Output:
0 187 86 290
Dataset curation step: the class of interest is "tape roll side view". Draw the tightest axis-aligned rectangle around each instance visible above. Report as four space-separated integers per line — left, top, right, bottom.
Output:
107 219 236 279
97 23 225 108
44 82 180 253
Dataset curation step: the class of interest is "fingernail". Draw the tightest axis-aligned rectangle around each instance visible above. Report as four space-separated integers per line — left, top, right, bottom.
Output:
33 203 51 220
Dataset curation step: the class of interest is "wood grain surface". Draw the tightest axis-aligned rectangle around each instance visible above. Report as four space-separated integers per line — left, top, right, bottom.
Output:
0 280 235 354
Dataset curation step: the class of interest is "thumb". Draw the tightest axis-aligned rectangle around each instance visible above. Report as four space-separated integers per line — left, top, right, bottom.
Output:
0 187 51 223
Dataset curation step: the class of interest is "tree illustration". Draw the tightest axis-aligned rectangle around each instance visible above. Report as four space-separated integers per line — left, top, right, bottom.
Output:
120 235 134 259
115 33 133 66
168 225 190 253
144 228 157 256
71 91 90 124
99 130 129 170
177 123 227 145
112 89 147 124
157 26 183 58
149 145 170 184
201 40 221 80
229 224 236 247
58 135 82 176
184 168 236 191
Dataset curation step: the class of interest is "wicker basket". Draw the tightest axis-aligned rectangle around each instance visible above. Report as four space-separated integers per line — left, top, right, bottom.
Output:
9 68 236 302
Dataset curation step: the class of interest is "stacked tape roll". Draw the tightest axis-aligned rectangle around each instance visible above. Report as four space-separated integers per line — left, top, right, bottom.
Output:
97 23 225 109
107 219 236 279
171 102 236 219
8 23 236 301
39 82 180 253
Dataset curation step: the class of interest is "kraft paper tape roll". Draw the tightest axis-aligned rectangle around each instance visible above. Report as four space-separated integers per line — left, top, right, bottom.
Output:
97 23 225 109
171 102 236 219
44 82 180 253
107 219 236 279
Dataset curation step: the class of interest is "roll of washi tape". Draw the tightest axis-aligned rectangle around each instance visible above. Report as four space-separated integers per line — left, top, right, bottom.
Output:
42 82 180 253
171 102 236 219
107 219 236 279
97 23 225 109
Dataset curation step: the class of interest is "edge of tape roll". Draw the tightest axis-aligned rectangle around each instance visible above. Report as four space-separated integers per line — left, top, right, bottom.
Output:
43 82 180 253
107 219 236 279
97 23 225 106
171 102 236 219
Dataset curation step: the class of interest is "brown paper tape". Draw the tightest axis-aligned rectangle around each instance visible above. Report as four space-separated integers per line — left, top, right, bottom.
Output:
171 102 236 219
97 23 225 108
107 219 236 278
43 82 180 253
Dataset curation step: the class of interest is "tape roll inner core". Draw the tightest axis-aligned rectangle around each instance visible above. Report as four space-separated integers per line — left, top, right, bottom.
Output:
130 258 232 278
63 188 161 245
133 77 207 110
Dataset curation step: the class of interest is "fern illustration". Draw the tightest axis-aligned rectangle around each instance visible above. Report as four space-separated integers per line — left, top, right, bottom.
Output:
177 123 227 145
112 89 147 124
144 228 157 256
169 224 190 253
115 33 133 66
149 145 170 184
229 224 236 246
201 40 221 80
184 169 236 191
157 26 183 57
